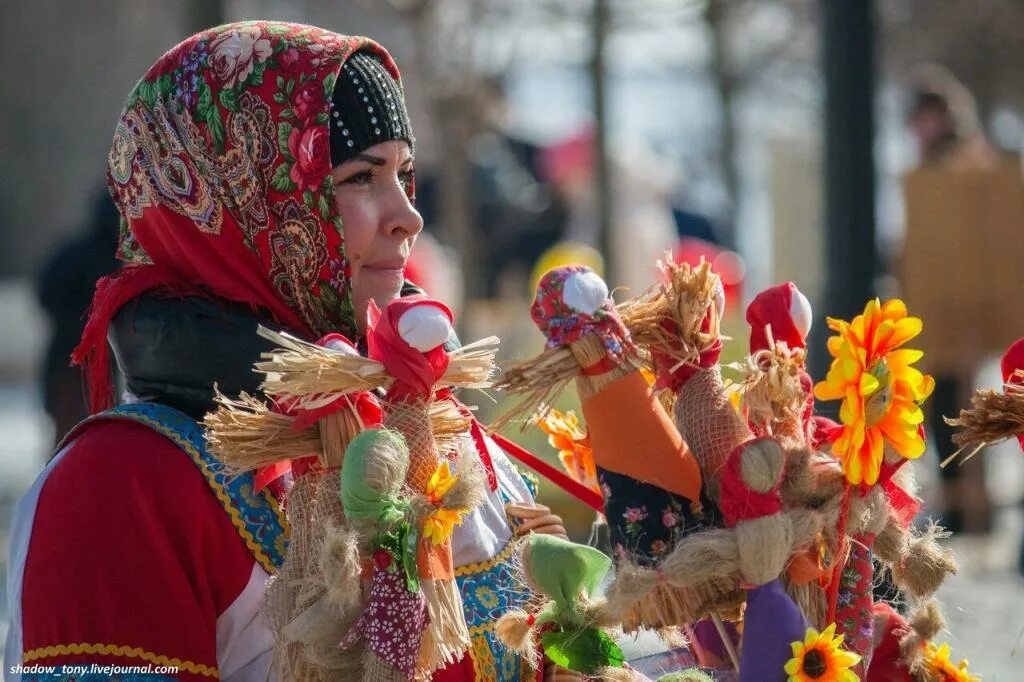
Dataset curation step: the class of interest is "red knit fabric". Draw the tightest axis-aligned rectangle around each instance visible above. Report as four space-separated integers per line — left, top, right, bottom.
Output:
1002 336 1024 450
20 420 254 681
745 282 807 353
716 439 784 527
366 296 451 400
866 602 914 682
1000 336 1024 383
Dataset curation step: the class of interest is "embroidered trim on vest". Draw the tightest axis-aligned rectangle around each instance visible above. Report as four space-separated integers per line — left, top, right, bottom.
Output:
455 538 531 682
22 642 218 677
63 403 288 574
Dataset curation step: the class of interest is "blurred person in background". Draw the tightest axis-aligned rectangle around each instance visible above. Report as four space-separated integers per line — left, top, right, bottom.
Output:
5 21 561 681
900 65 1019 535
36 190 120 444
416 77 565 298
539 127 679 296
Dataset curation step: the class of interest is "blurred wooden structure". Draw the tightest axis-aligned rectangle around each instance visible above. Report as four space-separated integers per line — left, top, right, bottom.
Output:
902 157 1024 374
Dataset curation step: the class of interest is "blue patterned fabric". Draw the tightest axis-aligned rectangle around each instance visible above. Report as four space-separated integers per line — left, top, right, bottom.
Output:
455 541 532 682
69 402 288 573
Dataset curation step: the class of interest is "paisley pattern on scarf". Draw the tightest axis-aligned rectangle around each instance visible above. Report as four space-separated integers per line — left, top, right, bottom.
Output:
105 21 409 339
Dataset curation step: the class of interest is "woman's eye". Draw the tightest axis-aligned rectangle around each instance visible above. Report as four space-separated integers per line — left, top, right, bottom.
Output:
339 170 374 186
398 168 415 190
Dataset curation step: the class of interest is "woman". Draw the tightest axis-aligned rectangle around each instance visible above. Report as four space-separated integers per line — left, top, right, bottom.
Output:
5 21 558 681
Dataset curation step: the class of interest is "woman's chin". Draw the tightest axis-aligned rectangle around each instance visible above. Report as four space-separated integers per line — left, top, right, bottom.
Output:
361 271 405 302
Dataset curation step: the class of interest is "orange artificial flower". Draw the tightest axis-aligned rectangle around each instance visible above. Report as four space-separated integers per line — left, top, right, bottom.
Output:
923 642 980 682
814 298 935 486
537 409 600 494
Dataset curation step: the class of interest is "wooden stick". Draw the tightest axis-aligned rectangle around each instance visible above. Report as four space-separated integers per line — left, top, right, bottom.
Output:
711 613 741 672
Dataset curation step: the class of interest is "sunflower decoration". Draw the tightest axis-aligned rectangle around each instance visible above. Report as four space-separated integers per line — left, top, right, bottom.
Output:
421 462 469 545
814 298 935 486
784 623 861 682
922 641 980 682
536 408 600 494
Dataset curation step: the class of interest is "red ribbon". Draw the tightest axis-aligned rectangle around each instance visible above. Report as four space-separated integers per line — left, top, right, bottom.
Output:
468 418 499 492
367 296 451 401
486 429 605 513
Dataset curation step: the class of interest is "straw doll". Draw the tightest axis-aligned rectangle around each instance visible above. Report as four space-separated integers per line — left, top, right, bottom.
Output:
205 295 505 678
496 265 718 630
495 534 635 681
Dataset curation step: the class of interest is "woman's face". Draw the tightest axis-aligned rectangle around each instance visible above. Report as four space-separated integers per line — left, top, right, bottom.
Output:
331 140 423 332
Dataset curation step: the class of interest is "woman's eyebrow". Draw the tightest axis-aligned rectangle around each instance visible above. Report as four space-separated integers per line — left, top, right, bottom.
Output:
355 153 386 166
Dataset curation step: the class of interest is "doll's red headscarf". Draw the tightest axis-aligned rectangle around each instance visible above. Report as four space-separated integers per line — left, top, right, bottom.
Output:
74 22 410 413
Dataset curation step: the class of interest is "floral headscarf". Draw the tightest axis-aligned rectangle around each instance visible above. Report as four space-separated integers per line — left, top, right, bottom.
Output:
76 21 410 412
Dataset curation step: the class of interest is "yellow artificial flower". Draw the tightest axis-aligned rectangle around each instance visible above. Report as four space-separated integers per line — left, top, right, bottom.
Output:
422 508 466 546
537 409 600 494
422 461 467 545
784 623 861 682
923 642 980 682
425 461 458 505
814 298 935 485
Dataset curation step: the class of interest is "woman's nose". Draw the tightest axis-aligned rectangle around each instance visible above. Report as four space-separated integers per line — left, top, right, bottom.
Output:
385 187 424 238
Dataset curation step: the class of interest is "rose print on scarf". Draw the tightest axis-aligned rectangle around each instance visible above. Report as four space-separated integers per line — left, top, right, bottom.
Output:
292 80 325 125
209 25 273 89
287 124 330 192
272 70 334 215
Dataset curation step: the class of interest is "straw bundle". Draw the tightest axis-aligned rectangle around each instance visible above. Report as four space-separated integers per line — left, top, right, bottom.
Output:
256 326 500 410
204 391 469 475
618 257 722 369
944 370 1024 461
731 342 809 445
492 347 585 430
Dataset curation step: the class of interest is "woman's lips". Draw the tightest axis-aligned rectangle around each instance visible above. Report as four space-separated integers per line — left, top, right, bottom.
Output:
363 259 407 273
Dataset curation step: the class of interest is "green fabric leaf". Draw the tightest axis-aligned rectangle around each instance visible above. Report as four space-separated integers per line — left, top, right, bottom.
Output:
318 194 331 220
156 74 174 100
277 122 294 161
219 87 240 112
136 81 157 108
315 112 329 125
372 522 420 593
206 109 225 154
323 73 336 99
285 79 295 96
270 163 297 193
248 60 267 87
540 628 625 675
273 92 287 105
196 82 213 117
304 190 315 210
276 75 286 90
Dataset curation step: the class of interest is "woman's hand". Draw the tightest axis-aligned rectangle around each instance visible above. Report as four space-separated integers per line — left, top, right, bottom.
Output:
505 502 568 539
